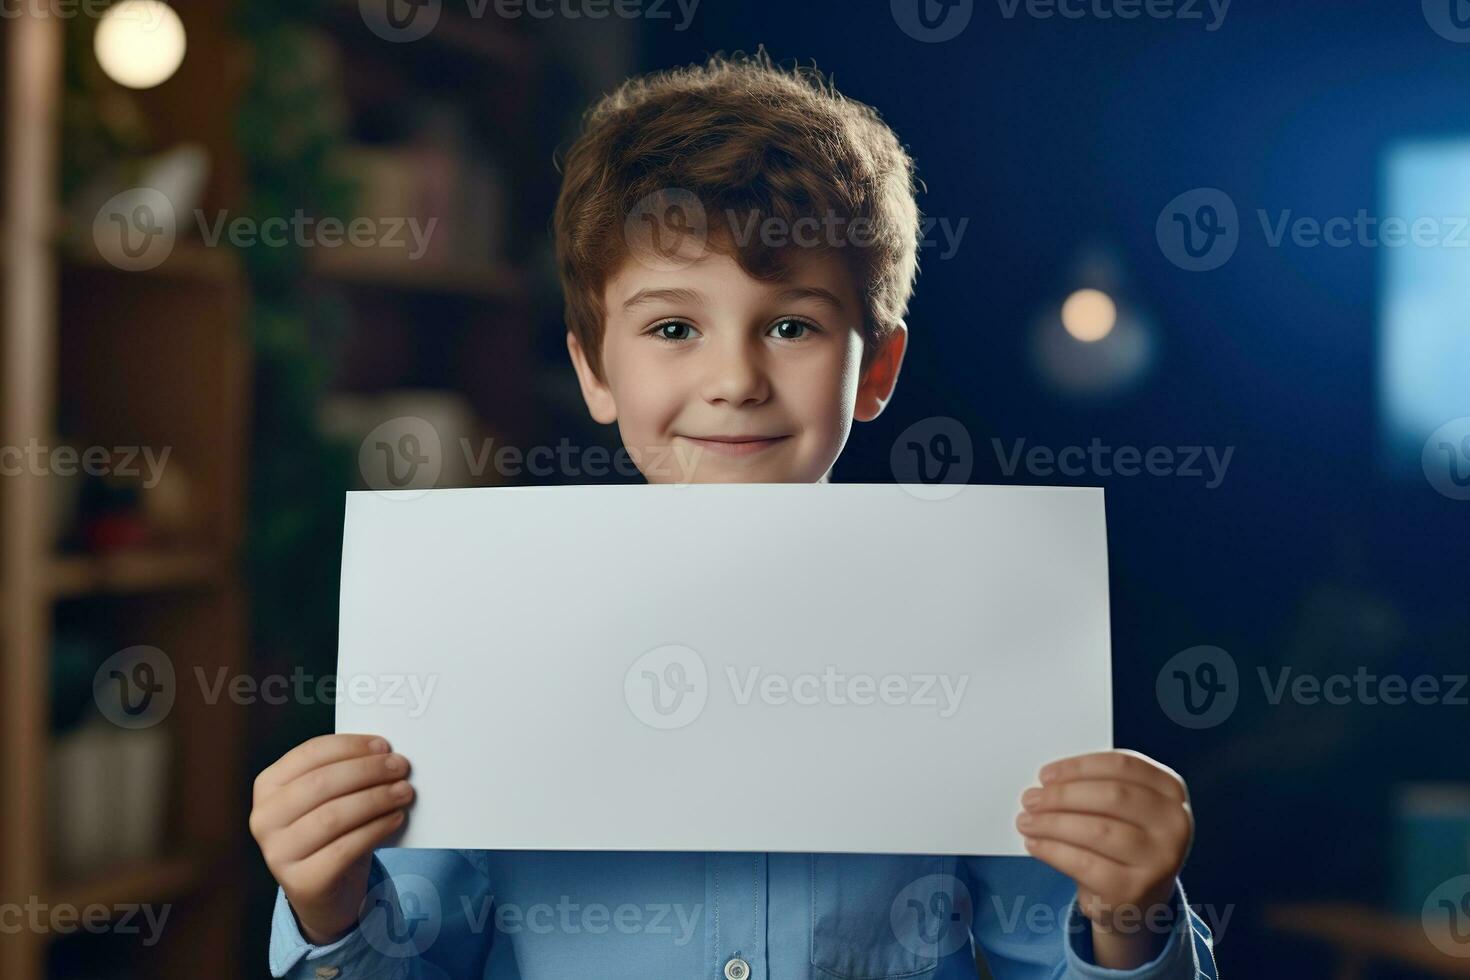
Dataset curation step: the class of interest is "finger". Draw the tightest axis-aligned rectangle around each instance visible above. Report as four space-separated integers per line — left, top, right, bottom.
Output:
257 734 390 797
292 808 407 885
258 752 411 831
274 779 415 862
1022 779 1170 827
1015 811 1153 866
1022 836 1134 903
1039 751 1186 802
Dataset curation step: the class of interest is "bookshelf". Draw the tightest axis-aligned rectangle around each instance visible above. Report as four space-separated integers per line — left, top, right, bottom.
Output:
0 4 251 978
308 3 545 447
4 3 636 975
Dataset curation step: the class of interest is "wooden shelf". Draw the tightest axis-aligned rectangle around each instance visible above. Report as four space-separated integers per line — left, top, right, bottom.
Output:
1267 902 1470 978
7 215 244 285
326 0 531 76
61 238 243 285
47 549 225 599
45 851 210 923
311 247 525 301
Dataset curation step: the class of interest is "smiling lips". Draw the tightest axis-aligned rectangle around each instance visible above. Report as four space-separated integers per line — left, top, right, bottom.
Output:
676 434 792 457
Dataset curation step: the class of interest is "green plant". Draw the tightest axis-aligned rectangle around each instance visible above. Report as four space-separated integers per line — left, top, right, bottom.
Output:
235 12 359 747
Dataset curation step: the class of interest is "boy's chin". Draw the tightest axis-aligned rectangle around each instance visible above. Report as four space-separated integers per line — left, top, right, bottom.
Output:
625 434 828 484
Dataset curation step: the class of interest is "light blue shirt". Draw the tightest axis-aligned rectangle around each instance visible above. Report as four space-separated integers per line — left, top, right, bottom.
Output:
270 849 1217 978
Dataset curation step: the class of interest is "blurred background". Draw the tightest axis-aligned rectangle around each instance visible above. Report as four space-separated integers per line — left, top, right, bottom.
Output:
1 0 1468 977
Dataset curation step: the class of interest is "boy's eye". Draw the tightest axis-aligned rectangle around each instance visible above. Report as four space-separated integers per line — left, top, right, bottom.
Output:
647 318 818 343
650 320 699 342
768 318 817 341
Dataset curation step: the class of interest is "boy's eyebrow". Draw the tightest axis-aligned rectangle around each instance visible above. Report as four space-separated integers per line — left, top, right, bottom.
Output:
772 285 847 313
620 284 847 313
621 287 704 311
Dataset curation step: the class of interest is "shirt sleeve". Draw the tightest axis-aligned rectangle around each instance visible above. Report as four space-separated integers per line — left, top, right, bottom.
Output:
269 848 496 979
962 856 1218 979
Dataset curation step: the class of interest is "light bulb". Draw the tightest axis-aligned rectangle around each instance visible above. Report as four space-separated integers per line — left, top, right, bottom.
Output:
1060 288 1117 343
95 1 187 90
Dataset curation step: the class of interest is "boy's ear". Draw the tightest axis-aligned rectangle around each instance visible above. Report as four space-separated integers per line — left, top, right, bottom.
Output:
566 330 618 425
854 320 908 423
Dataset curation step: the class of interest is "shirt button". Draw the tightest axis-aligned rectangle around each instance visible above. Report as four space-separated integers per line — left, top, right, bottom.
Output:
724 957 750 980
314 969 341 980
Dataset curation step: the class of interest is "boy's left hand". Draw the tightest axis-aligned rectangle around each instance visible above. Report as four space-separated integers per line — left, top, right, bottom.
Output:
1016 749 1193 932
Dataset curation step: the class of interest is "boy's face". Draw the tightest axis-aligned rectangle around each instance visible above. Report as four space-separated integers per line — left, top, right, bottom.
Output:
567 243 906 484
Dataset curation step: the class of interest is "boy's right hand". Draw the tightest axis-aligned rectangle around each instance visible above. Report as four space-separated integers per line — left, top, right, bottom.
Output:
249 734 414 946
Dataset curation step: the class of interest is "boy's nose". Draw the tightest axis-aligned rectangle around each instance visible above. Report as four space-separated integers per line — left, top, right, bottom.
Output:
701 339 770 407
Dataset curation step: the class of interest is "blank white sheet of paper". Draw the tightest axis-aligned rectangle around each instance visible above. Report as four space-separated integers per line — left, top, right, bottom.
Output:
335 482 1113 856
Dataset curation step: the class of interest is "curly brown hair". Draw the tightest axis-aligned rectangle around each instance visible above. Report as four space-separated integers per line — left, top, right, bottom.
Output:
552 47 922 381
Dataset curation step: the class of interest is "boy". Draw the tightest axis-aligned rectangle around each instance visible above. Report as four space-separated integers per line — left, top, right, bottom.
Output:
252 50 1218 979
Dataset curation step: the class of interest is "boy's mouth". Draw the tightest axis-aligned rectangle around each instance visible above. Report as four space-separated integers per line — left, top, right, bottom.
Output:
675 433 792 457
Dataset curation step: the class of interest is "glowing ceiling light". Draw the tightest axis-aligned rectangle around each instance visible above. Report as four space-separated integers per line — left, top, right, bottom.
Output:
95 1 187 90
